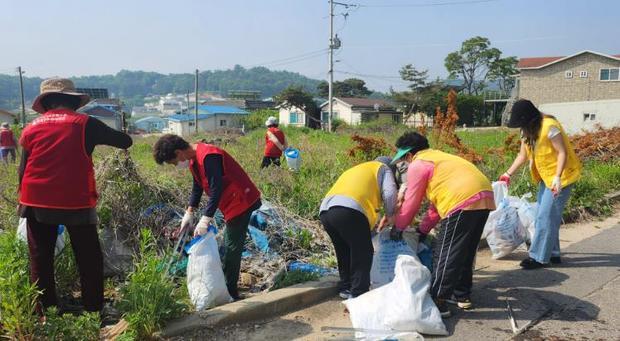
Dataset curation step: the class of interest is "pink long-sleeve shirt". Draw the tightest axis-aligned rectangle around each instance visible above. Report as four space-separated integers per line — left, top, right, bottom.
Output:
395 159 494 234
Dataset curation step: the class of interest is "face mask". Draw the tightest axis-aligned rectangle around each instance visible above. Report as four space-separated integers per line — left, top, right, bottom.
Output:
176 160 190 169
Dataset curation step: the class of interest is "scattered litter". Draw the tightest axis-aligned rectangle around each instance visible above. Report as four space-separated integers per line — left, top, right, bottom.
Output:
288 261 336 276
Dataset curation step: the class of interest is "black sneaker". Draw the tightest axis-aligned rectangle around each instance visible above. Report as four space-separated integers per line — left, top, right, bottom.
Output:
446 295 473 310
339 289 352 300
433 298 452 318
520 257 544 270
550 256 562 264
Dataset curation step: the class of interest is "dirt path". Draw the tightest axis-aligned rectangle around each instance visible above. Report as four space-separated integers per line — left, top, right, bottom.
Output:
186 208 620 340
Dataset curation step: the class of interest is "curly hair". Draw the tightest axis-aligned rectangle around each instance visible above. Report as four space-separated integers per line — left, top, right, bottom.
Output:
153 134 190 164
395 131 429 155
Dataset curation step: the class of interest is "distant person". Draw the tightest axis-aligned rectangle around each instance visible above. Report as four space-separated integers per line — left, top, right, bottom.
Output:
19 78 132 314
392 131 495 318
153 134 261 300
320 156 398 299
0 122 18 163
261 116 287 168
501 99 581 270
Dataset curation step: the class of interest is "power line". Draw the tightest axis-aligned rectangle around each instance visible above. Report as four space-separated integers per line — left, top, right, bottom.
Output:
259 50 329 68
358 0 498 8
246 48 328 68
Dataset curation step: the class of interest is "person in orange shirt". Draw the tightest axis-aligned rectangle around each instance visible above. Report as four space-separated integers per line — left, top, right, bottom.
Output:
261 116 287 168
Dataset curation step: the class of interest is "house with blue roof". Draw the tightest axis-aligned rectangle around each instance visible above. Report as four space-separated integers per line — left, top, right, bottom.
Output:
134 116 167 133
166 105 249 136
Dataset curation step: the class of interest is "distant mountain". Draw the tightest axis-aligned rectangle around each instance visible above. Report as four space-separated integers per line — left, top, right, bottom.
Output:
0 65 322 110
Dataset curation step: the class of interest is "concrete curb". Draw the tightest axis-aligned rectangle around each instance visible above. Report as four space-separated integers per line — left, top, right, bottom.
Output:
162 276 339 337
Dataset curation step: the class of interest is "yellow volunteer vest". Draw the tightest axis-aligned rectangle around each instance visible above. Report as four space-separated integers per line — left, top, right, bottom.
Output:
414 149 492 219
525 117 582 188
325 161 383 228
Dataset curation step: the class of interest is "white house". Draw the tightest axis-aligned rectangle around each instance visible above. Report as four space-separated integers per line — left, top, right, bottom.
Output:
134 116 167 133
167 105 248 136
79 106 122 130
0 109 16 124
319 97 403 126
278 104 309 127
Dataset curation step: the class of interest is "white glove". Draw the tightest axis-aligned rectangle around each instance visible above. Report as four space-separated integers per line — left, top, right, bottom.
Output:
551 176 562 196
181 210 194 232
194 216 215 237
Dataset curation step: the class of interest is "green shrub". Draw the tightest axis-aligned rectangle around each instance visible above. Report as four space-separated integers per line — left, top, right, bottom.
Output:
117 229 186 339
35 307 100 341
242 109 279 131
271 270 320 290
55 235 78 296
0 231 39 339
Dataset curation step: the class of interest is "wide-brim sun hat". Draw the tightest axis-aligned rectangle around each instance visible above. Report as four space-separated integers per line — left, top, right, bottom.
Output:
391 147 413 164
32 78 90 114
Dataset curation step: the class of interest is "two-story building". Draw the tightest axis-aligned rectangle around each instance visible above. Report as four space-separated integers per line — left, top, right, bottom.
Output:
514 50 620 133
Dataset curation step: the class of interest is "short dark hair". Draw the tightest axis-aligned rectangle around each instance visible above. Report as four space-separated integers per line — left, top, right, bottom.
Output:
153 134 190 164
395 131 429 155
41 93 82 111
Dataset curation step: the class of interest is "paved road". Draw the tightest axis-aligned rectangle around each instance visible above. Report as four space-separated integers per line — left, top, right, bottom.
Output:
187 220 620 341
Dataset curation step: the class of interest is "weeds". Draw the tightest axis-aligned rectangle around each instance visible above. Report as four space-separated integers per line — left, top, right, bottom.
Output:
271 270 320 290
117 229 186 339
0 231 39 340
35 307 100 341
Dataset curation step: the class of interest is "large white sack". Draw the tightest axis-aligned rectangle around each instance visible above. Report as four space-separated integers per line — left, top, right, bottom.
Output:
186 231 232 310
370 228 417 288
17 218 66 256
344 255 448 339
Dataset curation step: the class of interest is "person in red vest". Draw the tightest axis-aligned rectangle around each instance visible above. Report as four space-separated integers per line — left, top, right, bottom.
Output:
153 134 261 300
261 116 287 168
0 122 18 163
19 78 132 314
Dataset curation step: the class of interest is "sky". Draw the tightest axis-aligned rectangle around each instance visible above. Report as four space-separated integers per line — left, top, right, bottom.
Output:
1 0 619 92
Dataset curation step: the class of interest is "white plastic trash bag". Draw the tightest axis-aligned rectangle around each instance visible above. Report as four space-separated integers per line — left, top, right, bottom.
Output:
513 195 537 244
344 255 448 339
370 228 417 288
186 229 232 310
483 198 524 259
17 218 66 256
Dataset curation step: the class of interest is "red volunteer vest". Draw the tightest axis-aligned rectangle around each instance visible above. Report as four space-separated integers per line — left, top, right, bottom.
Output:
0 128 16 148
19 109 97 209
190 143 261 221
264 127 286 157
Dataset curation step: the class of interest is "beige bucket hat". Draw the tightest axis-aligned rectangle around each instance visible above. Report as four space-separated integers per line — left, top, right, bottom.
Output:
32 78 90 113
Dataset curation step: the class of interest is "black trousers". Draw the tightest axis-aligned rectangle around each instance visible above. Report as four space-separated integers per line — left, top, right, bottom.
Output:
26 218 103 312
222 200 261 299
430 209 490 300
320 206 373 297
261 156 281 168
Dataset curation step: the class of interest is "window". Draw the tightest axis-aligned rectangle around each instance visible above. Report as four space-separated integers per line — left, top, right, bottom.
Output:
565 70 573 79
590 113 596 120
579 71 588 78
600 68 620 81
188 121 195 127
289 112 299 124
219 119 227 127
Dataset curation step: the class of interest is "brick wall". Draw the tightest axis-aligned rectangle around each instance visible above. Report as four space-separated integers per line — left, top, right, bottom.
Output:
518 53 620 105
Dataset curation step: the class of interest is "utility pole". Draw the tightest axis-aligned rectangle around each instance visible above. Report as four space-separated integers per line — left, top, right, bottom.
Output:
194 69 199 134
17 66 26 127
328 0 334 132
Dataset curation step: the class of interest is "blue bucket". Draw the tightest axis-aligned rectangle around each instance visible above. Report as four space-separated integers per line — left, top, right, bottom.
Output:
285 148 301 172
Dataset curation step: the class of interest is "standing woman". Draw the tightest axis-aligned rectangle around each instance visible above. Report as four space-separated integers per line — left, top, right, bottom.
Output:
19 78 132 313
261 116 287 168
500 99 581 269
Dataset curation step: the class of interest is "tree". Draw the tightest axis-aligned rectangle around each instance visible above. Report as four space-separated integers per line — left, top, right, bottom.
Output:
399 64 429 92
444 36 501 95
274 86 321 129
488 56 519 92
316 78 372 98
391 64 442 123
